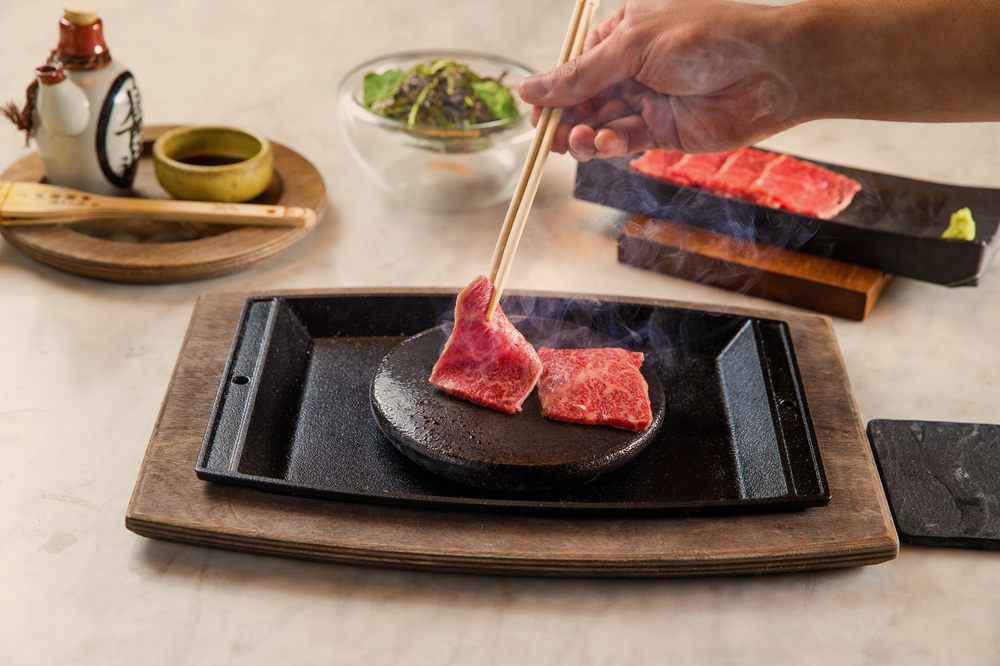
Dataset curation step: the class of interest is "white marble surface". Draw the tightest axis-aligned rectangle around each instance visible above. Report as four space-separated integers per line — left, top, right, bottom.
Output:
1 1 999 664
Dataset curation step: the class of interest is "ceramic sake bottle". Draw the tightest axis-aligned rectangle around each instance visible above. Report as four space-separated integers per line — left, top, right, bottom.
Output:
31 7 143 195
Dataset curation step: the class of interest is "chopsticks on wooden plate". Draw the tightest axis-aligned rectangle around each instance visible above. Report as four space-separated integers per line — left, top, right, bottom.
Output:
485 0 600 320
0 180 316 228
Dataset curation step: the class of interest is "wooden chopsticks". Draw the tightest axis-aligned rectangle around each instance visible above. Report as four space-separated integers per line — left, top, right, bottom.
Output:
485 0 600 320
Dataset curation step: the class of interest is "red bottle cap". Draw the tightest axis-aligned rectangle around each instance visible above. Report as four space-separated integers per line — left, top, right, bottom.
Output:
57 6 110 64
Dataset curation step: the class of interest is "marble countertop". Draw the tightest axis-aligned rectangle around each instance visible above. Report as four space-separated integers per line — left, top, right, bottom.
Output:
2 1 998 664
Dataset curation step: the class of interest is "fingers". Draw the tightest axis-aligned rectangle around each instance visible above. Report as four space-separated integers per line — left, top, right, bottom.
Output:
553 98 634 154
551 107 587 153
553 116 575 154
588 98 635 126
570 114 653 161
585 5 625 51
594 115 651 156
568 125 598 161
519 34 639 108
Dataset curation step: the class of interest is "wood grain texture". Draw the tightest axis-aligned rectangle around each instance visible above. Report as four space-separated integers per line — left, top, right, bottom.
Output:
0 181 315 228
619 216 892 321
125 288 899 577
0 125 325 283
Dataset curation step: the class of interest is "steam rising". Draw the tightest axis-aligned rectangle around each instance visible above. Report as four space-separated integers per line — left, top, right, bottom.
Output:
435 31 890 355
436 285 721 376
635 36 800 153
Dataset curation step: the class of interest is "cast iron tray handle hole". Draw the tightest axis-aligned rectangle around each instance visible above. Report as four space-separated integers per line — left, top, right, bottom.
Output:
778 398 797 410
232 375 250 386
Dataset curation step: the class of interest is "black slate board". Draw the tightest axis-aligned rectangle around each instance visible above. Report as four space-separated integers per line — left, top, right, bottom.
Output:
575 155 1000 286
868 419 1000 549
195 293 830 516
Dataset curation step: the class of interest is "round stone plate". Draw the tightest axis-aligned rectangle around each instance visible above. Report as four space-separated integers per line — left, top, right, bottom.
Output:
370 317 666 492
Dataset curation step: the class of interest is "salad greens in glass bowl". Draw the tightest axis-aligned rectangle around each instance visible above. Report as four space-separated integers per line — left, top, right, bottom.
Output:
339 51 535 211
364 59 520 132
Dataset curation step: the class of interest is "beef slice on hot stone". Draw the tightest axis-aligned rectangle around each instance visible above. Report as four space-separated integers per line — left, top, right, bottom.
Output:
536 348 653 432
429 275 542 414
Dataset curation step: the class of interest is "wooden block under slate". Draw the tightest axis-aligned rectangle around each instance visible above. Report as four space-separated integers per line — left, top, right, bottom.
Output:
868 420 1000 550
618 216 892 321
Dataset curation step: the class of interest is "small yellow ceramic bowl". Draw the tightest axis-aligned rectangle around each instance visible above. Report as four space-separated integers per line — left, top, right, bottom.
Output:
152 125 274 202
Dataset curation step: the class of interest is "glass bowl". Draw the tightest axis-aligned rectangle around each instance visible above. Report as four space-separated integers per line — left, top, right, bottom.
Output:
338 50 535 211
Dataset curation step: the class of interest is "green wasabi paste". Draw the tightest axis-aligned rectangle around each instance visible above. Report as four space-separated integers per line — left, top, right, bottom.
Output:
942 207 976 241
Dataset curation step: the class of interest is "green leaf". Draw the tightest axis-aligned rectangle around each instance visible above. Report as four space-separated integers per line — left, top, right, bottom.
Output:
407 82 433 128
471 80 519 121
942 207 976 241
363 69 404 107
428 59 452 74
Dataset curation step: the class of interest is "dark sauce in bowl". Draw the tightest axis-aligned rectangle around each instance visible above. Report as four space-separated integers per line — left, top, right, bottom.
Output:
179 154 247 167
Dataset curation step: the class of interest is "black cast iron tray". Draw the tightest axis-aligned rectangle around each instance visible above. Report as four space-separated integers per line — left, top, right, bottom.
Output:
575 155 1000 286
195 292 830 515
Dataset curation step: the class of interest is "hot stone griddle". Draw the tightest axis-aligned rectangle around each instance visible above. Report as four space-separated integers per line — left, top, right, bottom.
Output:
370 318 666 492
195 293 830 515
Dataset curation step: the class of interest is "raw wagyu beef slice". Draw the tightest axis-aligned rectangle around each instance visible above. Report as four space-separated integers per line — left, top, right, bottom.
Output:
629 148 861 219
666 152 734 188
629 149 685 180
536 347 653 432
630 149 733 188
705 147 780 197
746 155 861 219
429 275 542 414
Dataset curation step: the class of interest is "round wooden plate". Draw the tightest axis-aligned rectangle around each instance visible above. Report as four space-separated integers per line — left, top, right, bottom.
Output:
0 125 326 283
370 317 667 492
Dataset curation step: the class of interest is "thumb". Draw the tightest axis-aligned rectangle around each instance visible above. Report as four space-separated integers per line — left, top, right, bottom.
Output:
519 34 638 107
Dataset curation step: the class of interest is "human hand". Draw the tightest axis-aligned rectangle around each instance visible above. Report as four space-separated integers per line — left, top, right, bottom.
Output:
518 0 801 160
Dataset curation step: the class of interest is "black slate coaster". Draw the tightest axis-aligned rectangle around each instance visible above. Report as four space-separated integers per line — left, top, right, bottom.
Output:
868 420 1000 550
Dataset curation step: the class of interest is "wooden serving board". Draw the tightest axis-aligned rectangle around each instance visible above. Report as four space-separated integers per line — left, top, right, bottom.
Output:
620 216 892 321
126 289 898 577
0 125 325 283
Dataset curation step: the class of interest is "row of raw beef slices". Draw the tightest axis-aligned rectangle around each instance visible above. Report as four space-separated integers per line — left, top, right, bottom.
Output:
629 147 861 220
